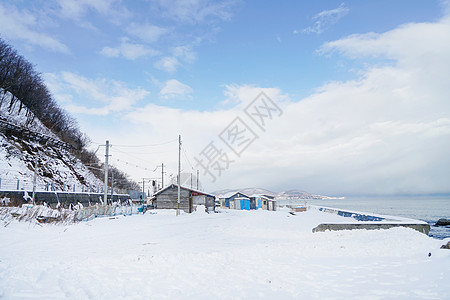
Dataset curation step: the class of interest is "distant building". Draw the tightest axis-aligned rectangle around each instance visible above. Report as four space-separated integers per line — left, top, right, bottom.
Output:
248 195 262 210
260 195 277 211
219 191 250 208
151 184 215 213
247 194 277 210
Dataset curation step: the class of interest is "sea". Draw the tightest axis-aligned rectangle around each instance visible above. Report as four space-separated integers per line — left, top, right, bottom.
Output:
282 196 450 239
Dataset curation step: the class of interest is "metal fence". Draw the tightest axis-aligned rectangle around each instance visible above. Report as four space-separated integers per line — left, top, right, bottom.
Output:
0 177 129 195
74 204 143 221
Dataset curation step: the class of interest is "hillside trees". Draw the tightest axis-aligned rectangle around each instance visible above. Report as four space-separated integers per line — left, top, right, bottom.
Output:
0 38 85 150
0 38 138 191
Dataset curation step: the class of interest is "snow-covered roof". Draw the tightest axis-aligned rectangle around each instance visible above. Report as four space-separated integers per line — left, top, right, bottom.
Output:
219 191 250 199
152 184 215 198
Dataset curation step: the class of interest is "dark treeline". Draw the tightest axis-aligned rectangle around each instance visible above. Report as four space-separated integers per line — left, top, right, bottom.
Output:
0 38 85 150
0 38 138 191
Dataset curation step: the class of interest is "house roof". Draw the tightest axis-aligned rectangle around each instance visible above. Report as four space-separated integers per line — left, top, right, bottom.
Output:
261 195 276 201
249 194 276 200
152 184 216 198
219 191 251 199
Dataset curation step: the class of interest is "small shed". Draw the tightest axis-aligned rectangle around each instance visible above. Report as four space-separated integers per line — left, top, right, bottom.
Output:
260 195 277 211
234 197 251 210
152 184 215 213
219 191 250 208
249 195 262 209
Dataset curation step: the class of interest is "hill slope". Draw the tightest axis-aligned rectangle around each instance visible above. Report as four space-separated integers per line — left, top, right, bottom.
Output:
0 100 103 192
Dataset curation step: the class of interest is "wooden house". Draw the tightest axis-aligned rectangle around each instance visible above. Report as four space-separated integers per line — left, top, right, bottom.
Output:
151 184 216 213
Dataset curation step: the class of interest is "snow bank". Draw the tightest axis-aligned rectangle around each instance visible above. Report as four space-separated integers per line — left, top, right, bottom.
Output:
0 209 449 299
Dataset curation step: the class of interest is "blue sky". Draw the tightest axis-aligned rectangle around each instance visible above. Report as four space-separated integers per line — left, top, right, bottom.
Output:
1 0 449 195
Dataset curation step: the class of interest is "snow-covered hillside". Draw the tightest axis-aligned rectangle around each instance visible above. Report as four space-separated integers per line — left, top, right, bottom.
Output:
1 208 449 299
0 100 103 192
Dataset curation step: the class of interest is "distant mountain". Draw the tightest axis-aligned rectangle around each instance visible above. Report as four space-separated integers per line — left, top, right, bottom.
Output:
276 189 319 200
213 187 341 200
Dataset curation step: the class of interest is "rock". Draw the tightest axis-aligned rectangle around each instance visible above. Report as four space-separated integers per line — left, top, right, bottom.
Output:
435 218 450 226
441 241 450 249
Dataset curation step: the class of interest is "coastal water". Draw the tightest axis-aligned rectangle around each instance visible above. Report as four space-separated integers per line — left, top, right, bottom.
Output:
284 196 450 239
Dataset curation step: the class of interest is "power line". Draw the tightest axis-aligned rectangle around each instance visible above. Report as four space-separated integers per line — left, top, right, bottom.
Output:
112 157 153 171
182 144 195 171
110 149 175 155
112 147 159 166
111 139 177 148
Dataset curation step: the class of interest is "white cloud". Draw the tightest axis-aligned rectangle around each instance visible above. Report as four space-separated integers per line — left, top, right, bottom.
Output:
108 14 450 195
151 0 239 24
318 19 450 66
154 56 180 73
303 2 349 34
173 45 196 63
45 72 149 115
126 23 169 43
0 3 69 53
100 38 159 60
222 84 288 107
160 79 193 99
152 46 196 73
54 0 129 24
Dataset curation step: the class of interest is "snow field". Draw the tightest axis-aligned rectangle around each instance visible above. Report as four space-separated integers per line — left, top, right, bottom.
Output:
0 208 449 299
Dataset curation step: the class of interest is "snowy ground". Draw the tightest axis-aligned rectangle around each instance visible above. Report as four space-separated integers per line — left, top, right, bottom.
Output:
1 208 449 299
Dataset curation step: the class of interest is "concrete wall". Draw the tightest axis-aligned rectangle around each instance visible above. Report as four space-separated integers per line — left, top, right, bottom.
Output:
310 205 430 235
313 223 430 235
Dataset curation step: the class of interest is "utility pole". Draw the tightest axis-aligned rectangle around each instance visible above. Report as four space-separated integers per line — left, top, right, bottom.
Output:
110 171 114 201
190 173 193 189
142 178 145 206
161 163 165 189
32 157 37 206
154 163 166 191
177 134 181 216
197 169 199 190
104 140 109 206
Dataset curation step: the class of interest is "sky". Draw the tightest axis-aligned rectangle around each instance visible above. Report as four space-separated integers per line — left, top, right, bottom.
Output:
1 0 449 196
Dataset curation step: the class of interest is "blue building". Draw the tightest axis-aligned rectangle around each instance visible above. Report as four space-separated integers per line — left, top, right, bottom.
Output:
234 197 251 210
219 191 250 208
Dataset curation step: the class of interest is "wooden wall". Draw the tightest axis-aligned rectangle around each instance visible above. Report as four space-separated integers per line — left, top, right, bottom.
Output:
154 186 216 213
155 186 191 212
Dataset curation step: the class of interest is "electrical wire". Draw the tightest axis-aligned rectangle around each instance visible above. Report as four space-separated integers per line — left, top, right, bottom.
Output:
113 157 152 171
111 139 177 148
112 147 158 166
182 144 196 171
